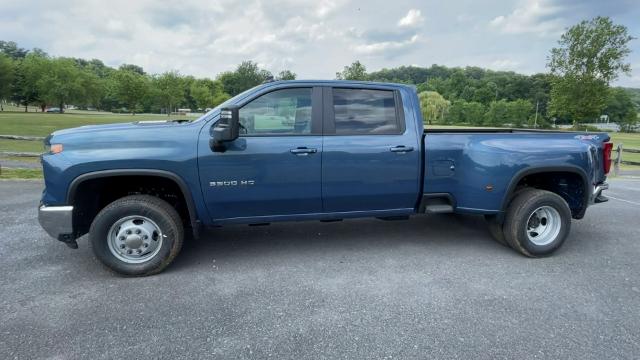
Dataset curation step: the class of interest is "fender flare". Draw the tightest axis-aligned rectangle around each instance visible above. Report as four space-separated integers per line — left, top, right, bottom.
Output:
500 165 591 217
67 169 199 231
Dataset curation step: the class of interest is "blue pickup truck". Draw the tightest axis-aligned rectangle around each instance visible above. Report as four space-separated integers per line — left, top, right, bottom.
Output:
38 80 613 275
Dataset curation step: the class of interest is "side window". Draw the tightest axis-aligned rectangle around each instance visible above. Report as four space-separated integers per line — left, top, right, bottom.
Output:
239 88 312 135
333 88 400 135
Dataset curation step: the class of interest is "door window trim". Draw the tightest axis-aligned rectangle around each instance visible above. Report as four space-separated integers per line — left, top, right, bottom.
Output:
322 87 406 136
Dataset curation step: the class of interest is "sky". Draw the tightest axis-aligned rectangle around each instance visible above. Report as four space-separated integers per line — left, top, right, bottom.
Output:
1 0 639 87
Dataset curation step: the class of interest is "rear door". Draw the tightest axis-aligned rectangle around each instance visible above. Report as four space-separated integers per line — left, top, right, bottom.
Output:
321 87 421 213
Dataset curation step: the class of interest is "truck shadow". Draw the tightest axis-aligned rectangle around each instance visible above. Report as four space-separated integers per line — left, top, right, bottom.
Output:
169 213 512 273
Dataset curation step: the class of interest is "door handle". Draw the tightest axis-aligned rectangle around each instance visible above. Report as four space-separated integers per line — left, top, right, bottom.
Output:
290 147 318 155
390 146 414 153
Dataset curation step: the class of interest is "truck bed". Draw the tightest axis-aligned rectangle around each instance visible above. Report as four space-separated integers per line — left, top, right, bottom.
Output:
421 129 610 216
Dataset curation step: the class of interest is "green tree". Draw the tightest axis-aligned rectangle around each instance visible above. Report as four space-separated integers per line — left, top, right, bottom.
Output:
507 99 533 128
447 100 485 125
336 61 368 80
484 99 532 127
484 100 510 127
184 77 230 111
189 82 211 111
113 69 148 114
418 91 450 125
36 57 86 112
276 70 296 80
0 40 28 60
154 71 184 115
13 52 48 111
119 64 145 75
77 69 104 109
465 102 486 126
210 80 230 107
85 59 113 79
188 78 229 110
605 88 638 132
548 16 635 124
217 61 272 96
623 88 640 109
0 53 15 110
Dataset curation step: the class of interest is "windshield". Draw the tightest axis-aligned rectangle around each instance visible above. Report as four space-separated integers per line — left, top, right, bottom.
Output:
193 85 264 123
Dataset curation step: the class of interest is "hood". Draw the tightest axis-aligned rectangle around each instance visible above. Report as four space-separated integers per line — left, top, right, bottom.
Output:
52 119 192 136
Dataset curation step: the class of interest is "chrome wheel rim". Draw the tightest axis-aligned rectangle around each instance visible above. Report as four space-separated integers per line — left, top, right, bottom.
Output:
526 206 561 246
107 216 163 264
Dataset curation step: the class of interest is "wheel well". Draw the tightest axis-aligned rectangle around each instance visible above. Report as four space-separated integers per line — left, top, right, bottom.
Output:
509 171 587 219
70 175 192 238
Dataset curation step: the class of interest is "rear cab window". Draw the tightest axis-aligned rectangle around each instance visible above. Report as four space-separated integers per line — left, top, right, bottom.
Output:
331 88 402 135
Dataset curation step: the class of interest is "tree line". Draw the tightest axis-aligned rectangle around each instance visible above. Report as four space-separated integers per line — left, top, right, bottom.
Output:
0 41 295 115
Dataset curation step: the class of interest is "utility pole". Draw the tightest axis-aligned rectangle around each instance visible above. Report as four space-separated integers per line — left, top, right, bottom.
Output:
534 100 539 128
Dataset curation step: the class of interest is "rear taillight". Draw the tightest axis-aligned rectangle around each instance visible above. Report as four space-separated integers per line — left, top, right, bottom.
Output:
603 142 613 175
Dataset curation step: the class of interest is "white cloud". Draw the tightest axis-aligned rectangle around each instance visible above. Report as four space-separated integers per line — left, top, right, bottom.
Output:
315 0 341 18
398 9 424 28
490 59 520 70
489 0 565 36
353 34 420 55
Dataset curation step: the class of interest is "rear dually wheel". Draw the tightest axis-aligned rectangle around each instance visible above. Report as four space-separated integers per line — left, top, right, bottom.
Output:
502 189 571 257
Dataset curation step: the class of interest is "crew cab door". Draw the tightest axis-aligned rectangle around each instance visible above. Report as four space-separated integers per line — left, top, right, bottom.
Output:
321 87 421 213
198 87 323 221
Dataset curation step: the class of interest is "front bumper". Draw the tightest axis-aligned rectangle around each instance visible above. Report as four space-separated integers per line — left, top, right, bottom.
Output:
38 205 74 240
589 182 609 204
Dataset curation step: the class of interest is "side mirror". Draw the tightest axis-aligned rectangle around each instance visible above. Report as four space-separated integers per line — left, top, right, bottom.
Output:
210 106 240 152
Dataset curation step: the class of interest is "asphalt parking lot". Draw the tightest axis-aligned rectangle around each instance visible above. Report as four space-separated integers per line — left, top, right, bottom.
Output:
1 179 639 359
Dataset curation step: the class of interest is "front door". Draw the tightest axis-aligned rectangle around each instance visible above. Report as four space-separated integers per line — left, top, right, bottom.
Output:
198 87 323 221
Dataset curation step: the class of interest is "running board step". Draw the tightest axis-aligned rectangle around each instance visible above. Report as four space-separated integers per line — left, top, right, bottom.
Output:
424 204 454 214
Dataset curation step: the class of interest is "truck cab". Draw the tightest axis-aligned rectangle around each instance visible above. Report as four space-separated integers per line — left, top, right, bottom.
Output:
199 82 422 223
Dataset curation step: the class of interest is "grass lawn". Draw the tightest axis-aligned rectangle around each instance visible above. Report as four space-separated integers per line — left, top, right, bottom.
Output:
0 167 42 179
609 133 640 167
0 138 42 153
3 155 40 163
0 111 197 137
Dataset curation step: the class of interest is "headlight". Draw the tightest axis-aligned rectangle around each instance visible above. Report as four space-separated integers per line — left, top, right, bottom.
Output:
43 134 63 154
48 144 63 154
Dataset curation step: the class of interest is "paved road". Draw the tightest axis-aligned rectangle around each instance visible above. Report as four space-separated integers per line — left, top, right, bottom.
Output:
1 179 639 359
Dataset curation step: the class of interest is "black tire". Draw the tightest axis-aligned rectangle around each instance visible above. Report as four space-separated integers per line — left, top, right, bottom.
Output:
89 195 184 276
484 214 508 247
503 189 571 257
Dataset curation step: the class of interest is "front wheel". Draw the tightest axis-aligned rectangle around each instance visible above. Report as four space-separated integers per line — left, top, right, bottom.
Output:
503 189 572 257
89 195 184 276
